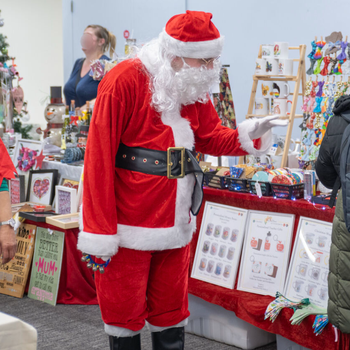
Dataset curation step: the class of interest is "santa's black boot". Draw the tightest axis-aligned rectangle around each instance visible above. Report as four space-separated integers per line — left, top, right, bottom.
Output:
109 334 141 350
151 327 185 350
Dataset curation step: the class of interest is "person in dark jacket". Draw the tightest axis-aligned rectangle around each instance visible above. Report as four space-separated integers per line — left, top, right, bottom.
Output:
316 95 350 334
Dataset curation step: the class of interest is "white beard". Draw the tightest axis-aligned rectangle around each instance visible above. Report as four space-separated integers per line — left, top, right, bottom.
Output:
137 39 221 114
169 60 221 107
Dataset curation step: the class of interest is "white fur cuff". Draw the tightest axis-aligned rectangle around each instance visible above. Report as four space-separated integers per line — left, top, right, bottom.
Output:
77 231 120 257
237 119 273 156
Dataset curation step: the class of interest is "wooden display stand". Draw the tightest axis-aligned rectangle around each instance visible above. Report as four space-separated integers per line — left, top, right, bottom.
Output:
239 44 307 167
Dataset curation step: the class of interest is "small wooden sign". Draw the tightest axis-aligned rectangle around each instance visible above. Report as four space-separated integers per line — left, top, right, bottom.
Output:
0 223 37 298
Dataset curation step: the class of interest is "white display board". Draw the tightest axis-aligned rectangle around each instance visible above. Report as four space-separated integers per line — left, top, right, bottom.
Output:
238 210 295 296
191 202 248 289
284 217 332 308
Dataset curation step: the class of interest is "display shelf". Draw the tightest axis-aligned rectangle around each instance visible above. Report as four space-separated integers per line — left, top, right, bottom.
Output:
240 44 307 167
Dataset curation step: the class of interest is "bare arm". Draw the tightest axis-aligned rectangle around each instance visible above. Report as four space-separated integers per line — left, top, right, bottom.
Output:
0 191 17 264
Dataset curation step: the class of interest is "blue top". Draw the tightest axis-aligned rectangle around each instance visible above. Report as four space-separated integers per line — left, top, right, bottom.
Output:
64 55 110 108
0 179 8 192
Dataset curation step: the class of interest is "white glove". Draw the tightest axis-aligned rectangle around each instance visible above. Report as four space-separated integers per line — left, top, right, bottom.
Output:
96 255 111 262
248 115 288 140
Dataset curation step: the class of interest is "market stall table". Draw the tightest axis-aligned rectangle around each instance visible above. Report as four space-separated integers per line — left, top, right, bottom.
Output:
188 187 350 350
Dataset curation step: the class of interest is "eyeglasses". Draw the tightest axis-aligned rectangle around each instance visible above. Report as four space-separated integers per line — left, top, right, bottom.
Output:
200 56 221 66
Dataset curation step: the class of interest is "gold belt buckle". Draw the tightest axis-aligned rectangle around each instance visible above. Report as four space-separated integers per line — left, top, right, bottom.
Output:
167 147 185 179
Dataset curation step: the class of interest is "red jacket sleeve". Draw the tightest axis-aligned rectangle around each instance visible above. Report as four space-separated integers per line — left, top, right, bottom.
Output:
77 92 128 257
0 139 17 185
192 100 272 157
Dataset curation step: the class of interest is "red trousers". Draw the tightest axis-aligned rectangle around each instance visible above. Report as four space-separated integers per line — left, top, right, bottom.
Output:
95 244 191 332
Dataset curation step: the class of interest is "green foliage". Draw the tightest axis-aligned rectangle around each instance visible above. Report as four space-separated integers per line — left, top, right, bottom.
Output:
13 102 33 139
0 33 10 64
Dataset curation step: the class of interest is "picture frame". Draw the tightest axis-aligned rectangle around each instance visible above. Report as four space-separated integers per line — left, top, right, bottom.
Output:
27 169 58 205
284 217 332 309
52 172 81 212
55 186 77 215
46 213 80 230
19 211 58 223
237 210 295 297
12 139 44 176
9 175 26 204
191 201 248 289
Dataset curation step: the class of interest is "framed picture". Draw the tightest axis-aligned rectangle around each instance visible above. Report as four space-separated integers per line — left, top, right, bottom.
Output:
237 210 295 297
19 211 58 223
46 213 80 230
55 186 77 215
284 217 332 309
9 175 26 204
13 139 44 175
27 169 58 205
191 202 248 289
52 173 81 211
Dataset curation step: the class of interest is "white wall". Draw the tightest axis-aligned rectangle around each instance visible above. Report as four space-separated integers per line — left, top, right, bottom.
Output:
62 0 350 140
62 0 185 83
1 0 63 128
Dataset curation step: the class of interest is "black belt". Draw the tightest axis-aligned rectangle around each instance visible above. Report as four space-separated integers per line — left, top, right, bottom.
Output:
115 143 204 215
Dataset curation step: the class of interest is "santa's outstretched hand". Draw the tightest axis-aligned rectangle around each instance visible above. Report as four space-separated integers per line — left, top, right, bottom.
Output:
248 115 288 141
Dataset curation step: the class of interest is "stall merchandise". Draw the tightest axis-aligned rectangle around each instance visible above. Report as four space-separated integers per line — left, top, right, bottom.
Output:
301 32 350 163
188 187 347 350
240 43 307 167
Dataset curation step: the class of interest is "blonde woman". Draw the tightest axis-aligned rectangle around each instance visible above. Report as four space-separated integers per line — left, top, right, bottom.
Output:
64 25 116 108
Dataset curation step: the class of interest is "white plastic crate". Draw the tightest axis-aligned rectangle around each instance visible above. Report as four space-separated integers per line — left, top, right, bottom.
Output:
186 294 276 349
276 335 311 350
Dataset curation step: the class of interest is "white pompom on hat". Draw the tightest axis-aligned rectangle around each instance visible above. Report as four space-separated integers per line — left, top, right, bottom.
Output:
159 10 224 59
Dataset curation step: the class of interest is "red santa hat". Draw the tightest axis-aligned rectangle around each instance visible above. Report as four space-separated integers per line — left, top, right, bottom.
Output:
159 10 224 59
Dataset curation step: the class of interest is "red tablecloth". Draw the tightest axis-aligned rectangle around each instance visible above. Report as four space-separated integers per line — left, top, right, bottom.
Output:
188 188 350 350
25 220 98 305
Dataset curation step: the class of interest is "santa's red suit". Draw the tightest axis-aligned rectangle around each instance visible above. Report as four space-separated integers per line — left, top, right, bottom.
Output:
78 10 272 350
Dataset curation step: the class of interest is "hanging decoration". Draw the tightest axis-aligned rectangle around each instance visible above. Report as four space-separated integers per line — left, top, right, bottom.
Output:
300 32 350 165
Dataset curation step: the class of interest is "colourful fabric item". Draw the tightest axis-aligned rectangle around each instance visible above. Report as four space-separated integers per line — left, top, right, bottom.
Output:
310 81 318 98
329 58 338 75
308 41 317 59
337 41 348 60
308 97 316 113
320 56 331 76
326 96 335 114
305 80 312 96
313 97 323 113
316 81 325 97
325 40 341 56
302 97 311 112
0 178 8 192
307 59 316 75
314 58 323 75
334 59 346 75
313 41 326 59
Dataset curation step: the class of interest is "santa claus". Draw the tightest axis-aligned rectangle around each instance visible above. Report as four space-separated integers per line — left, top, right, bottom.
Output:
78 10 286 350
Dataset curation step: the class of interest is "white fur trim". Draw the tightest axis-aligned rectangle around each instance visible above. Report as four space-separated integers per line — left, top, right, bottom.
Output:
237 119 273 156
77 231 120 256
117 221 196 251
78 204 120 256
105 324 144 337
159 30 224 58
147 318 188 332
